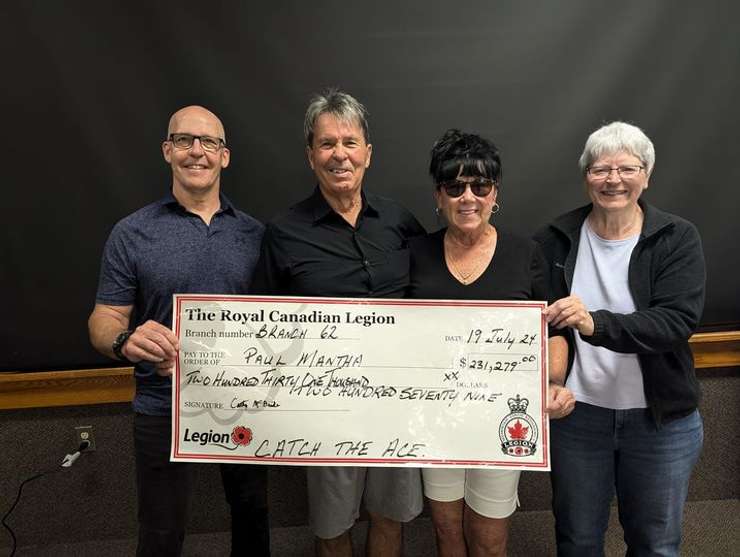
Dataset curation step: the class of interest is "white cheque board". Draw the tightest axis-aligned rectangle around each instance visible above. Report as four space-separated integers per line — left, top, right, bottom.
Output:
171 295 550 470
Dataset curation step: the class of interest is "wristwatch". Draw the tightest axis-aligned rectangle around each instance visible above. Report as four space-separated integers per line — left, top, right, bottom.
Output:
112 329 133 360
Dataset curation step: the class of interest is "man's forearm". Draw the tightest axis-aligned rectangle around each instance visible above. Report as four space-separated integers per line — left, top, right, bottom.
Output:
88 304 132 360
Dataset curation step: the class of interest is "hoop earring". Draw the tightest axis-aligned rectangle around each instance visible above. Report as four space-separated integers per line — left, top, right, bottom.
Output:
434 207 441 216
491 202 500 214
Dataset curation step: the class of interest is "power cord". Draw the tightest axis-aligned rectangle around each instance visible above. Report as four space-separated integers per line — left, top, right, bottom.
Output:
2 441 90 557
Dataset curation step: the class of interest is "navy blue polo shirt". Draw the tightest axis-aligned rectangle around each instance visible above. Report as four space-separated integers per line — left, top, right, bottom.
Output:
95 191 264 415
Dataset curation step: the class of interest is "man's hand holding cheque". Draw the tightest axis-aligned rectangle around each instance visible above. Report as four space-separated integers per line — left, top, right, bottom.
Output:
124 320 180 374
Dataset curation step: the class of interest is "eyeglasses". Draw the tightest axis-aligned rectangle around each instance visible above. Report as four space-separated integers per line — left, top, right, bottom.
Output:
438 178 496 198
587 165 644 180
168 133 225 152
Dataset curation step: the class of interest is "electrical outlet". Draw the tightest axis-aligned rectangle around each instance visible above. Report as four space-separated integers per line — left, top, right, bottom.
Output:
74 425 96 452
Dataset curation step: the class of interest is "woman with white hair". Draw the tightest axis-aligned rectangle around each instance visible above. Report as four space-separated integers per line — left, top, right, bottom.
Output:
535 121 706 556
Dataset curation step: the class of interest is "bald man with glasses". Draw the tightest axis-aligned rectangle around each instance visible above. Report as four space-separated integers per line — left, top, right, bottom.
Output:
89 106 270 556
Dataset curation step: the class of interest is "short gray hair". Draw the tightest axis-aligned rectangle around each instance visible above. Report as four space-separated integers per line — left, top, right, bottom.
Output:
304 88 370 146
578 121 655 175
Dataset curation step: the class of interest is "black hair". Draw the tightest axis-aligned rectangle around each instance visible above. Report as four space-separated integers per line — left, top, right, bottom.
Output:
429 129 502 186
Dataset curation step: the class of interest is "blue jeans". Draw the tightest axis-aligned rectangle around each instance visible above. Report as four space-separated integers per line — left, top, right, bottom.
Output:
550 402 703 557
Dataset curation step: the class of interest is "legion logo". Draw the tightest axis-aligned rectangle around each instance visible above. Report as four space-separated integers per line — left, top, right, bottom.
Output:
499 395 538 457
183 425 253 450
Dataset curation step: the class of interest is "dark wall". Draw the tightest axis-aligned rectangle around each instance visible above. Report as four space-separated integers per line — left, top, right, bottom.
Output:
3 1 739 371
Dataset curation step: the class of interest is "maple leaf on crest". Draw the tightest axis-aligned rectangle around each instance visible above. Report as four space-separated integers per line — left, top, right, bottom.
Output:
508 420 528 439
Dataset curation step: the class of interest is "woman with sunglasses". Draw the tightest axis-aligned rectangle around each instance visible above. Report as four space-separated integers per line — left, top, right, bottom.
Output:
408 129 575 557
535 122 705 556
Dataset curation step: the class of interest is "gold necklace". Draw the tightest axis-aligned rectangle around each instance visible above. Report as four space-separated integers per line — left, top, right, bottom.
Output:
444 229 497 285
446 255 484 284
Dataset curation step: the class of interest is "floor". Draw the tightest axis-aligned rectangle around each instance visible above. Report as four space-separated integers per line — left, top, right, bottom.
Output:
10 499 740 556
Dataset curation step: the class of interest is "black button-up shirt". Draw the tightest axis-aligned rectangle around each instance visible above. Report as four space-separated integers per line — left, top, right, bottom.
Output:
252 187 424 297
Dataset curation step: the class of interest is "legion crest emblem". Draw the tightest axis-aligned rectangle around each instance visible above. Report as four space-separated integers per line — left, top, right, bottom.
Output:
499 394 538 457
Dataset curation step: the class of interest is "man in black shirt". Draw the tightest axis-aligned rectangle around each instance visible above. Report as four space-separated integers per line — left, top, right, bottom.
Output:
252 89 424 557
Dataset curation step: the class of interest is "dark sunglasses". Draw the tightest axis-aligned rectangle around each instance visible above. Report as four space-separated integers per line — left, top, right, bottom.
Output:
438 178 496 198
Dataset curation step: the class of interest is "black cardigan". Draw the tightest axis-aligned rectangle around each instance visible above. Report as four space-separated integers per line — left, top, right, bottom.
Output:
534 200 706 426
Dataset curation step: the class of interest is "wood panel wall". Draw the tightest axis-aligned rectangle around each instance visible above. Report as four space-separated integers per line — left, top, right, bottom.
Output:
1 332 738 410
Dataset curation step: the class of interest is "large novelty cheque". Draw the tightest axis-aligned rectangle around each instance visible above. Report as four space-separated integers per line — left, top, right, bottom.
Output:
171 294 550 470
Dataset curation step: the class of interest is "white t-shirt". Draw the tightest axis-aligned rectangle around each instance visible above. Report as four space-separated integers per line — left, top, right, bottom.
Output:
567 221 647 409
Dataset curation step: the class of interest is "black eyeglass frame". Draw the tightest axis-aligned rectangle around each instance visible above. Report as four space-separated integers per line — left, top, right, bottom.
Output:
167 133 226 152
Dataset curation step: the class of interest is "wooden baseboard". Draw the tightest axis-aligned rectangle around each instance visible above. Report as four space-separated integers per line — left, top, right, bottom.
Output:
689 331 740 368
0 367 134 410
1 332 738 410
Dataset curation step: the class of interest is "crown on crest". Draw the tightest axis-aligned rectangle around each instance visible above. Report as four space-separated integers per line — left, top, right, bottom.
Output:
507 395 529 413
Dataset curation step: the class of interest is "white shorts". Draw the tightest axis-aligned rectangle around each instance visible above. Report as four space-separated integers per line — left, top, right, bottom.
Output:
422 467 520 519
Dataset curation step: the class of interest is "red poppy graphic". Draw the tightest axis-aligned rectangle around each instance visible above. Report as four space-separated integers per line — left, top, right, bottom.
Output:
507 420 529 440
231 426 253 446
